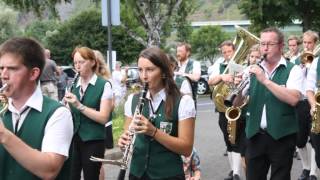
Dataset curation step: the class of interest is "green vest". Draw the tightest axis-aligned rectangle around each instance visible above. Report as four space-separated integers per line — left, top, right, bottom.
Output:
246 62 298 140
130 95 184 179
0 96 69 180
219 63 227 74
71 76 109 141
175 75 188 91
294 57 301 65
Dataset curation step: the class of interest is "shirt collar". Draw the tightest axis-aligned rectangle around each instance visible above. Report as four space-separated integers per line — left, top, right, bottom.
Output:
261 56 287 69
178 58 190 67
146 88 166 102
76 73 98 87
8 84 43 113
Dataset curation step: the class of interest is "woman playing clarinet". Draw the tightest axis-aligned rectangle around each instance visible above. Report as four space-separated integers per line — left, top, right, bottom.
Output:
118 47 196 180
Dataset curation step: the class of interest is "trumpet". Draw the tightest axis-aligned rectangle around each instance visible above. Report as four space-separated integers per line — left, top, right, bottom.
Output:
300 51 314 67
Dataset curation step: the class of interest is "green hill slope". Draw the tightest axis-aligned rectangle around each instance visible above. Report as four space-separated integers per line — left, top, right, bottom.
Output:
188 0 246 21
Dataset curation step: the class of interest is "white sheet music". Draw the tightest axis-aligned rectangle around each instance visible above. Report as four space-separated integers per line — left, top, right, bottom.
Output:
228 61 244 75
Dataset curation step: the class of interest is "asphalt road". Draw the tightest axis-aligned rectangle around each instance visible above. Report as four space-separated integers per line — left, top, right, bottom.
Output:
103 95 311 180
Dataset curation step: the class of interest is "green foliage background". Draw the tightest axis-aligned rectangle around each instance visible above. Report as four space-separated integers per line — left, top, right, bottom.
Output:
45 8 144 65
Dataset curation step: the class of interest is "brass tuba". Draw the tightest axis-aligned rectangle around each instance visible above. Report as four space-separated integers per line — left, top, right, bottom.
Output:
211 25 260 112
311 90 320 134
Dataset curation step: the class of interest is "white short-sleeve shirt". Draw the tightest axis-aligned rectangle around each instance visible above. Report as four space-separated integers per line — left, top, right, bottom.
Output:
8 85 74 157
124 89 196 121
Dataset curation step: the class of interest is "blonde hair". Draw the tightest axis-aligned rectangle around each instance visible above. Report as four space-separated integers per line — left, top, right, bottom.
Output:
94 50 111 79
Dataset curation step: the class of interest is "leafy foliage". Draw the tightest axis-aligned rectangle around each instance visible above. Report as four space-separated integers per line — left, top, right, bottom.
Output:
1 0 71 18
0 5 21 43
46 8 143 65
24 19 60 46
239 0 320 32
191 26 230 62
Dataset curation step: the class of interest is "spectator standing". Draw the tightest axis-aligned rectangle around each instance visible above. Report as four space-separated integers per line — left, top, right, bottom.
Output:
57 66 69 101
112 61 127 106
40 49 59 101
182 148 201 180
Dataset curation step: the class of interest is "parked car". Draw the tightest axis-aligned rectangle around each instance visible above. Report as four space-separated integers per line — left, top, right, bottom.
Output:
197 67 210 95
60 65 77 87
126 66 141 88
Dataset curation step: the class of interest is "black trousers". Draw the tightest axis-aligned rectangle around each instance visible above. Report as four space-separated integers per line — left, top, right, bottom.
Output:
218 112 246 154
246 132 296 180
129 173 185 180
295 100 311 148
311 133 320 168
71 134 105 180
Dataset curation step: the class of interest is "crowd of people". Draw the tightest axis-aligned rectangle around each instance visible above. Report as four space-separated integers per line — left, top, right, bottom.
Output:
1 26 320 180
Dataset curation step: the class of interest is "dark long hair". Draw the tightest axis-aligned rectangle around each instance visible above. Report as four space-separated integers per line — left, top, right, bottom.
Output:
139 47 181 119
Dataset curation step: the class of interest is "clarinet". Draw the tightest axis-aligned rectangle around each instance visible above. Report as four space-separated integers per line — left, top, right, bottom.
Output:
118 82 148 180
62 72 80 105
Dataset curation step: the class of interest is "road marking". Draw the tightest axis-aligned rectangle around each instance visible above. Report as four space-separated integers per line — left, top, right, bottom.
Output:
197 102 213 106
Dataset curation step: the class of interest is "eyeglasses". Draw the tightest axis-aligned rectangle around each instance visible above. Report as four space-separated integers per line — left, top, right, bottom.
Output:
260 42 279 47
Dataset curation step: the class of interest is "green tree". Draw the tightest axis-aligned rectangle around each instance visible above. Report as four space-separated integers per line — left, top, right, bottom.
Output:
1 0 71 18
24 19 60 45
120 0 196 47
46 8 143 65
0 5 21 43
191 26 230 62
239 0 320 32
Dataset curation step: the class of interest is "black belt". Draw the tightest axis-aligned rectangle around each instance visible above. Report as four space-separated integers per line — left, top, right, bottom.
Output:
259 128 267 134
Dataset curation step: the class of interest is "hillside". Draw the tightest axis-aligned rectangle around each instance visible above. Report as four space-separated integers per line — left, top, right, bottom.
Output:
188 0 246 21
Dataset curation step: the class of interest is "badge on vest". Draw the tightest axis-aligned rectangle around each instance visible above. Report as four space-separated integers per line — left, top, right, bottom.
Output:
160 122 173 134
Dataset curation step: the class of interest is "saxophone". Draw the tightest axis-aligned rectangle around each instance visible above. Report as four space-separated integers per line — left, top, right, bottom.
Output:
311 91 320 134
90 82 149 180
224 55 266 144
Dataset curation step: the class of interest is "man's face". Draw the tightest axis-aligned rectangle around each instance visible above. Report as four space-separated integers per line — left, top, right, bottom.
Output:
303 35 316 52
221 45 234 61
260 32 283 61
0 53 37 99
288 39 299 54
176 46 190 62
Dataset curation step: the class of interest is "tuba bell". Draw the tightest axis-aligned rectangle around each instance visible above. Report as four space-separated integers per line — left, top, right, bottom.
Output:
211 25 260 112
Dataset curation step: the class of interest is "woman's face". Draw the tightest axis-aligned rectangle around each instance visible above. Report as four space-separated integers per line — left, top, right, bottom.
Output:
249 50 261 65
138 57 164 92
73 52 95 76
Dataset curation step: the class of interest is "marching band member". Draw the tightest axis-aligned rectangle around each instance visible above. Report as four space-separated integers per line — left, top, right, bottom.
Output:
306 32 320 180
295 30 319 180
284 35 301 62
168 54 193 97
118 47 196 180
234 27 303 180
0 37 73 180
64 47 113 180
208 40 243 180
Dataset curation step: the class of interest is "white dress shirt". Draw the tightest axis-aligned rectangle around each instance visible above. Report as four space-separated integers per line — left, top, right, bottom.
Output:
125 89 196 121
242 57 303 129
306 57 320 92
76 73 113 100
8 85 73 157
178 59 201 76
